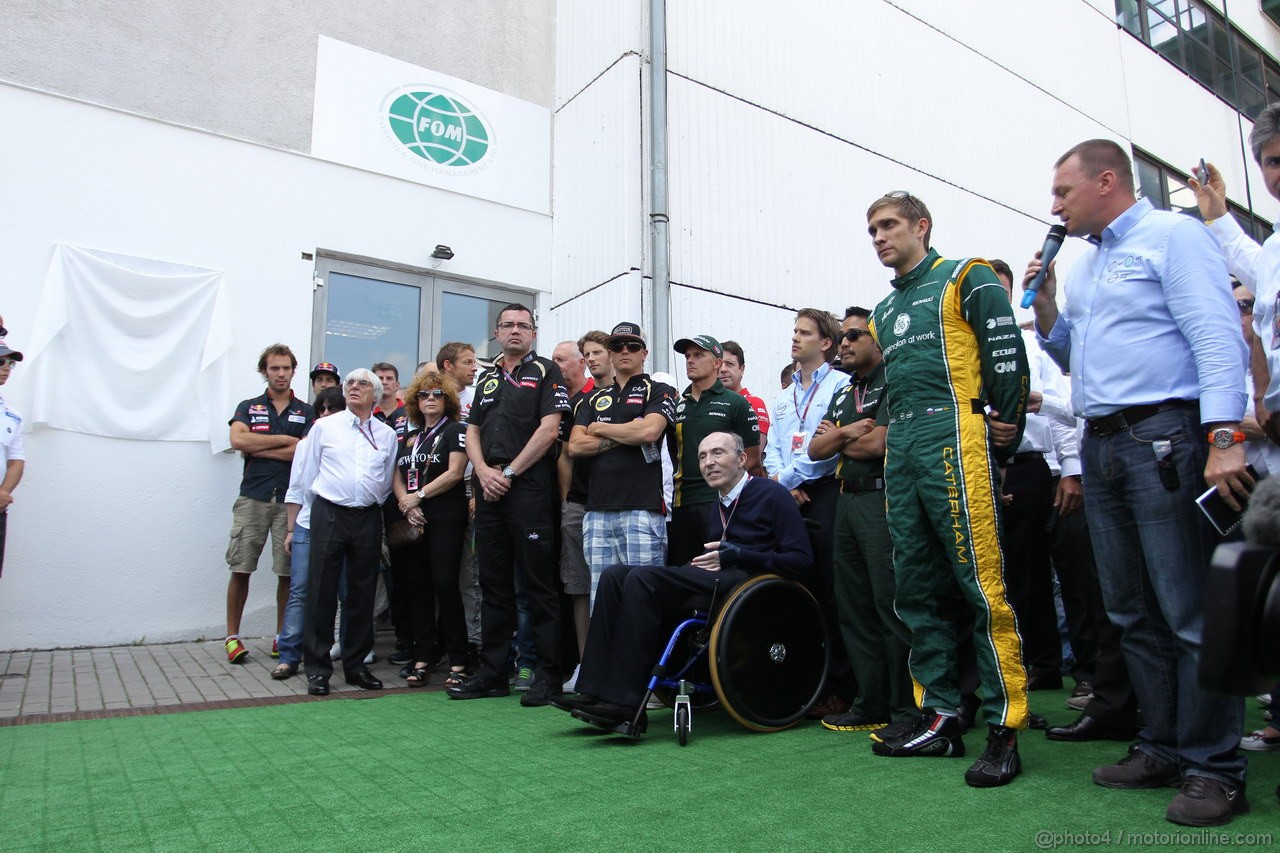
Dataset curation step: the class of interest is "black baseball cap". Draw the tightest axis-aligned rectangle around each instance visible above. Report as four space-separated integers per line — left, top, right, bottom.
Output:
607 322 646 347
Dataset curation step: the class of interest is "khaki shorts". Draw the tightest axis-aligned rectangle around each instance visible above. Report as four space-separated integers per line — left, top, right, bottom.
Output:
225 495 290 576
559 500 590 595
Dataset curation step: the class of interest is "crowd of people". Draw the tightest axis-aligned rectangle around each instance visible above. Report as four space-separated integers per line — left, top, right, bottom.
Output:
203 132 1280 827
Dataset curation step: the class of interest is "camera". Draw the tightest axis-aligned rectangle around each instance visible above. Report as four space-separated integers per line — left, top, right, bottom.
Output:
1200 542 1280 694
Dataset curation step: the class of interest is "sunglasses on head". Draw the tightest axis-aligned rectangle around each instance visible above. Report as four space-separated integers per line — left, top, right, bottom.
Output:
417 389 446 399
843 329 870 343
609 341 645 353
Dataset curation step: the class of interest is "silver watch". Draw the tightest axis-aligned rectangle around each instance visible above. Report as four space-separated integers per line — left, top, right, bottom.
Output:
502 465 517 479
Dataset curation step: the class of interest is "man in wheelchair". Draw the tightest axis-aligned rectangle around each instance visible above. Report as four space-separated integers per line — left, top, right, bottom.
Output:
553 430 813 734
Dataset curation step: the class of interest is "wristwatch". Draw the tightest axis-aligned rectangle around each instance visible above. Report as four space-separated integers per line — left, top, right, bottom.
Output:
416 488 427 500
1207 428 1246 449
502 465 517 479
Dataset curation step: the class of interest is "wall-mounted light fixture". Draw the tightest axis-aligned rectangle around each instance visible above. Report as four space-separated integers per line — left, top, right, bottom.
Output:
431 245 454 260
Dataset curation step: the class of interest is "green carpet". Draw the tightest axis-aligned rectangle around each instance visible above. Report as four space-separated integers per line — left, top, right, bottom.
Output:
0 690 1275 852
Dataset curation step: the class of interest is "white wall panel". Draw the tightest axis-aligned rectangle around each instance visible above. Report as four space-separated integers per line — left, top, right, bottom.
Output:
0 84 550 650
545 271 644 355
552 57 643 303
554 0 643 109
887 0 1130 137
669 286 797 403
668 0 1115 219
669 75 1079 314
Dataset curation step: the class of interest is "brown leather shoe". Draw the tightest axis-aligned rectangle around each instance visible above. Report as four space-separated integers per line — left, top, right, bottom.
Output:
1093 746 1181 789
806 694 851 720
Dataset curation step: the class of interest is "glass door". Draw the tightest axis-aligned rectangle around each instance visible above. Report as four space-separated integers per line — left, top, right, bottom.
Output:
311 256 531 393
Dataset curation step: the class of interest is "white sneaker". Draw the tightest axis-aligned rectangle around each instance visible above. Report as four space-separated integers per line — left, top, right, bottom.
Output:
329 642 341 661
1065 693 1093 711
562 665 580 694
1240 730 1280 751
364 650 376 665
1256 693 1272 707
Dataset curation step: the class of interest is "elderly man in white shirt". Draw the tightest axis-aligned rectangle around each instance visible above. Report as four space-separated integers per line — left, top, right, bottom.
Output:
291 367 397 696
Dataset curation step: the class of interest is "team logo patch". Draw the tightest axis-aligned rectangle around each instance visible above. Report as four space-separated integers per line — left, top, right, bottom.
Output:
248 404 268 414
893 313 911 336
483 378 499 394
594 395 612 411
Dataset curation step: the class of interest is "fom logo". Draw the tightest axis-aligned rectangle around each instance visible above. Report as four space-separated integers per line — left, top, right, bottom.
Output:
385 88 491 168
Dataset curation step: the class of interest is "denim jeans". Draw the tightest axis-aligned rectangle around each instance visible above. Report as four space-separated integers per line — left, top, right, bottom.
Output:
276 526 311 666
1082 406 1245 784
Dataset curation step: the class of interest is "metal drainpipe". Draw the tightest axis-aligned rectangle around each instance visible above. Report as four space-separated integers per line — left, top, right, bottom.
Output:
649 0 671 373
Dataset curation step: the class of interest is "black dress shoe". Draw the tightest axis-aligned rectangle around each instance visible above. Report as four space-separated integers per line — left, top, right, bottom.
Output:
1046 713 1135 742
551 693 600 713
1028 713 1049 730
446 676 510 700
344 668 383 690
307 675 330 696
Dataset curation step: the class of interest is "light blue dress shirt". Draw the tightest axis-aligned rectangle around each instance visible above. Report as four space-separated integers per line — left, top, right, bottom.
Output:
764 362 841 490
1039 199 1246 425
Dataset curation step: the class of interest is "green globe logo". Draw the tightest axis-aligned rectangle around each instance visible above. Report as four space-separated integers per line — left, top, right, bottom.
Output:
386 90 490 167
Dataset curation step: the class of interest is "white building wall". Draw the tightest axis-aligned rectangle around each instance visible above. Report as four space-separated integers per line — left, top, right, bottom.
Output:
0 83 550 649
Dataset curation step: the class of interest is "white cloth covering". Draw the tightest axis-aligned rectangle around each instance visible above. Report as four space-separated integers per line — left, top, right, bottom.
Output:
19 244 233 451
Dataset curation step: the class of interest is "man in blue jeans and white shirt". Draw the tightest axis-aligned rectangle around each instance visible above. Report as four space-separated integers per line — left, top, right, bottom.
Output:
1025 139 1252 827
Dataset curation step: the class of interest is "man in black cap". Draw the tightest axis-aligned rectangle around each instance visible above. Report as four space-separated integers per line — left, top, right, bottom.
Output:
309 361 341 400
0 330 24 577
668 334 762 566
568 322 676 607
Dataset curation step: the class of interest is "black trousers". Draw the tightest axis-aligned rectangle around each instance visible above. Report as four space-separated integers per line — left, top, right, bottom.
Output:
474 468 561 686
389 519 468 665
1052 504 1135 724
304 497 382 680
798 477 855 698
667 503 710 568
1000 455 1061 677
577 562 750 707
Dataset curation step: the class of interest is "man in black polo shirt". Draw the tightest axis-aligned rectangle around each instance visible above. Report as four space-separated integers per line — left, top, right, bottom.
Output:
224 343 314 664
809 315 913 740
449 303 571 707
667 334 762 566
568 322 676 607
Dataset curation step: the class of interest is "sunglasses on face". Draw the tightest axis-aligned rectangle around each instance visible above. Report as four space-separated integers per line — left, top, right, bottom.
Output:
843 329 870 343
1238 298 1256 315
318 405 342 415
417 389 446 399
0 358 14 368
609 341 645 353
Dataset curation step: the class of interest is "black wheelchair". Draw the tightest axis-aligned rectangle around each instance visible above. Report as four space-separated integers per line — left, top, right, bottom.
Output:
631 572 830 745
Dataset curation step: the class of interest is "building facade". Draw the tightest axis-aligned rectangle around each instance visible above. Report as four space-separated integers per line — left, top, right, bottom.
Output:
1 0 1277 649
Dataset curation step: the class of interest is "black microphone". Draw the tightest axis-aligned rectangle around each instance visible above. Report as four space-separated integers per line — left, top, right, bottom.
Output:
1021 225 1068 309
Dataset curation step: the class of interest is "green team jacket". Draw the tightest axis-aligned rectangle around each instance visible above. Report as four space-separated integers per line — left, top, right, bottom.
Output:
867 249 1029 461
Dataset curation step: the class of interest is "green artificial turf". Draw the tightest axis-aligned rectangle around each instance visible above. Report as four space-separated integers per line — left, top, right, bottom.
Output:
0 690 1275 852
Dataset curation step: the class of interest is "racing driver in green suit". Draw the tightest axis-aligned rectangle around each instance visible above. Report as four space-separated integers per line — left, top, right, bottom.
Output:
865 191 1031 788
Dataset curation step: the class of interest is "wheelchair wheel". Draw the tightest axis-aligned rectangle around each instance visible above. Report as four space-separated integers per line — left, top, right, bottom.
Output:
709 573 829 732
676 704 690 746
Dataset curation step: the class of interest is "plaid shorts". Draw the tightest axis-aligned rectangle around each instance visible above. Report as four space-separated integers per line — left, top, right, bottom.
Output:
582 509 667 607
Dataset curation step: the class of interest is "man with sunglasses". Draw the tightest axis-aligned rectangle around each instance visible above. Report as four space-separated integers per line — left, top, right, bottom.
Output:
568 322 676 608
865 191 1030 787
451 304 571 707
0 329 24 578
809 311 913 741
